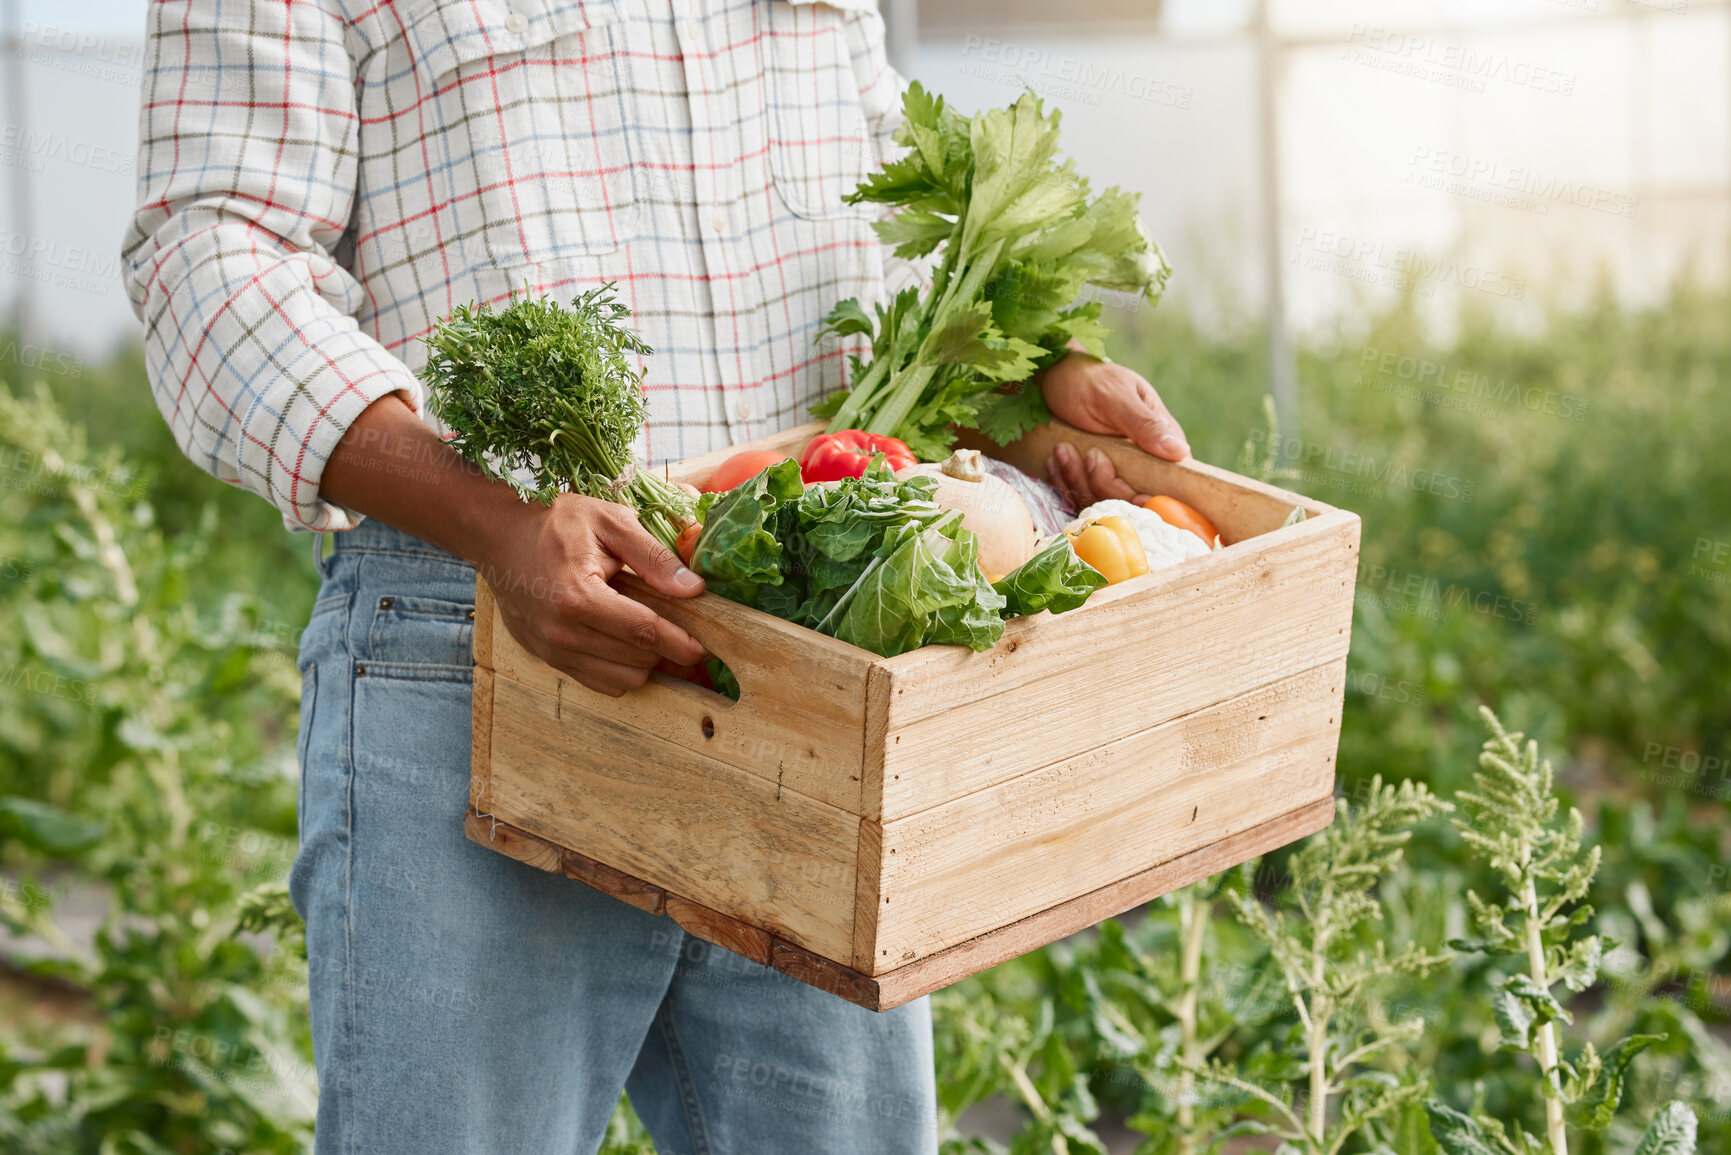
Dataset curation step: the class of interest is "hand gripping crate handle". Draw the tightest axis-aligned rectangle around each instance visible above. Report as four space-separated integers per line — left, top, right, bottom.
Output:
612 572 758 700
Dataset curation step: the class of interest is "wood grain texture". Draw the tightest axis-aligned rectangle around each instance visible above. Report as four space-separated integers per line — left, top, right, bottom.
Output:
954 418 1334 542
866 661 1346 971
562 844 666 914
486 572 874 814
463 797 1336 1012
463 808 563 873
864 795 1338 1010
484 672 860 960
770 939 882 1008
472 576 495 670
665 894 773 965
868 509 1359 820
851 817 885 972
469 665 494 813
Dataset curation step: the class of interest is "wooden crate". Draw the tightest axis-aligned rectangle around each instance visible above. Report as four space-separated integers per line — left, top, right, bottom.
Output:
466 419 1359 1010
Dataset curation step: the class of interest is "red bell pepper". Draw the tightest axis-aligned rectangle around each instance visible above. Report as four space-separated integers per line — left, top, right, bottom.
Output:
799 430 917 482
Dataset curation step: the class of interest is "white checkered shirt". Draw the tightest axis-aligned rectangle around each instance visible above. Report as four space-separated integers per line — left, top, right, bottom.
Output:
122 0 911 530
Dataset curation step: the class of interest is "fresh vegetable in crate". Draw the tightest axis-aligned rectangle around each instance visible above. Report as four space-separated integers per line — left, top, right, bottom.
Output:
814 83 1172 460
687 454 1108 690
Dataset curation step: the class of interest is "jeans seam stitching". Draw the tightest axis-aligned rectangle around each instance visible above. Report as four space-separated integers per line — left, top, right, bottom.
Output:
657 1003 712 1155
340 574 359 1155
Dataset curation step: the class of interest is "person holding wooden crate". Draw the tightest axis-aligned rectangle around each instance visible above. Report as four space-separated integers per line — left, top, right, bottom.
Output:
120 1 1189 1151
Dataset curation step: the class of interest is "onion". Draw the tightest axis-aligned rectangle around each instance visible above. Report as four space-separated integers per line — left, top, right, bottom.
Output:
895 450 1041 582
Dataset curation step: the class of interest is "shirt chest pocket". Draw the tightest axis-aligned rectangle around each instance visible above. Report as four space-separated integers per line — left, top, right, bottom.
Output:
406 0 641 265
763 0 879 222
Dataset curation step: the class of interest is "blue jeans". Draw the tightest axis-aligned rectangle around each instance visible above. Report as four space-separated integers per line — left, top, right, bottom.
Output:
289 520 937 1155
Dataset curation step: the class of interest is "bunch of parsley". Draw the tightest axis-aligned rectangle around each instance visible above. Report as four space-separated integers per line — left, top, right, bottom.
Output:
420 284 695 549
814 83 1172 461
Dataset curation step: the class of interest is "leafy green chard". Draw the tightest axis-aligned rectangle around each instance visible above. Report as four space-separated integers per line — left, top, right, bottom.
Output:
689 457 804 607
420 283 696 549
1425 709 1699 1155
992 537 1107 617
690 457 1009 673
814 83 1172 460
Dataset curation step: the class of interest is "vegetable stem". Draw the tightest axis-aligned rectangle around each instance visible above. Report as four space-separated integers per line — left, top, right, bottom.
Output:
1522 869 1570 1155
1175 893 1209 1150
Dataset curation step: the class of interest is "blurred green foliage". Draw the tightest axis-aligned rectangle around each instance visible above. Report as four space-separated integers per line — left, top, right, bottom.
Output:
0 277 1725 1152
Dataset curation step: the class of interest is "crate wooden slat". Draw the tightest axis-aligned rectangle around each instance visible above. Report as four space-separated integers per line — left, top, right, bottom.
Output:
468 418 1359 1010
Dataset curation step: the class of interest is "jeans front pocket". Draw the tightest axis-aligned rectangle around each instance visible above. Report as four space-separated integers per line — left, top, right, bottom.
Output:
362 593 475 682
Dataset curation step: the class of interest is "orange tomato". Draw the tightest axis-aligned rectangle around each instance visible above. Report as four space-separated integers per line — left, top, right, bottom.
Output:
701 450 792 493
1141 494 1220 547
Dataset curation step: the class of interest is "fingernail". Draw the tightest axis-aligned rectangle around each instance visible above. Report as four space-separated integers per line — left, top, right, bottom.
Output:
1155 434 1189 458
674 567 703 590
1055 442 1076 465
1086 448 1107 469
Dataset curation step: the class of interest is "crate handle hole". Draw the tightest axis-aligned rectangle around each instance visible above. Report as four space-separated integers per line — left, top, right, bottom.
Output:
700 716 715 739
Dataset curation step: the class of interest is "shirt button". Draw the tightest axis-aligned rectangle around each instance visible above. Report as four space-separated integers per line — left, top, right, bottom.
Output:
505 10 529 34
734 397 752 420
711 212 727 234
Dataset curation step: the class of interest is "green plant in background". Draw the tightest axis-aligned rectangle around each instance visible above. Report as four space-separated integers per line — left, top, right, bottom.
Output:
2 275 1729 1152
1425 710 1698 1154
1187 778 1453 1152
0 386 313 1153
934 983 1108 1154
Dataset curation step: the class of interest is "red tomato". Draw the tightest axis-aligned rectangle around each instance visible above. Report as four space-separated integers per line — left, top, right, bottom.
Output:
798 430 918 482
701 450 793 493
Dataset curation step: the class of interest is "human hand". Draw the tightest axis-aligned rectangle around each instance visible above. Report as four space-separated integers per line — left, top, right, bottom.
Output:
481 496 707 697
1038 350 1190 509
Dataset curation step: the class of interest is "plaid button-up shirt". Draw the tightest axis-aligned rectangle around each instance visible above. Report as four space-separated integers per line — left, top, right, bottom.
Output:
122 0 910 531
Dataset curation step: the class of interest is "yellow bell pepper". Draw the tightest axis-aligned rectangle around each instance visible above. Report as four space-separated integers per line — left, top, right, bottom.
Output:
1064 515 1149 584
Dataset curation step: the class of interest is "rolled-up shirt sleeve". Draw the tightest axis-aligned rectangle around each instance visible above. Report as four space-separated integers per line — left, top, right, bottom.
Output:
121 0 418 531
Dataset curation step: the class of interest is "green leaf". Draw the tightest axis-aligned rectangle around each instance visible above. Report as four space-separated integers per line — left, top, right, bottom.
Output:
1423 1101 1502 1155
1554 933 1603 992
875 209 955 260
992 538 1107 618
1632 1102 1698 1155
810 84 1170 450
973 383 1051 447
1491 986 1536 1051
0 796 105 855
1564 1034 1664 1130
832 519 1000 656
1390 1099 1442 1155
817 298 876 340
687 458 804 606
1495 973 1571 1050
